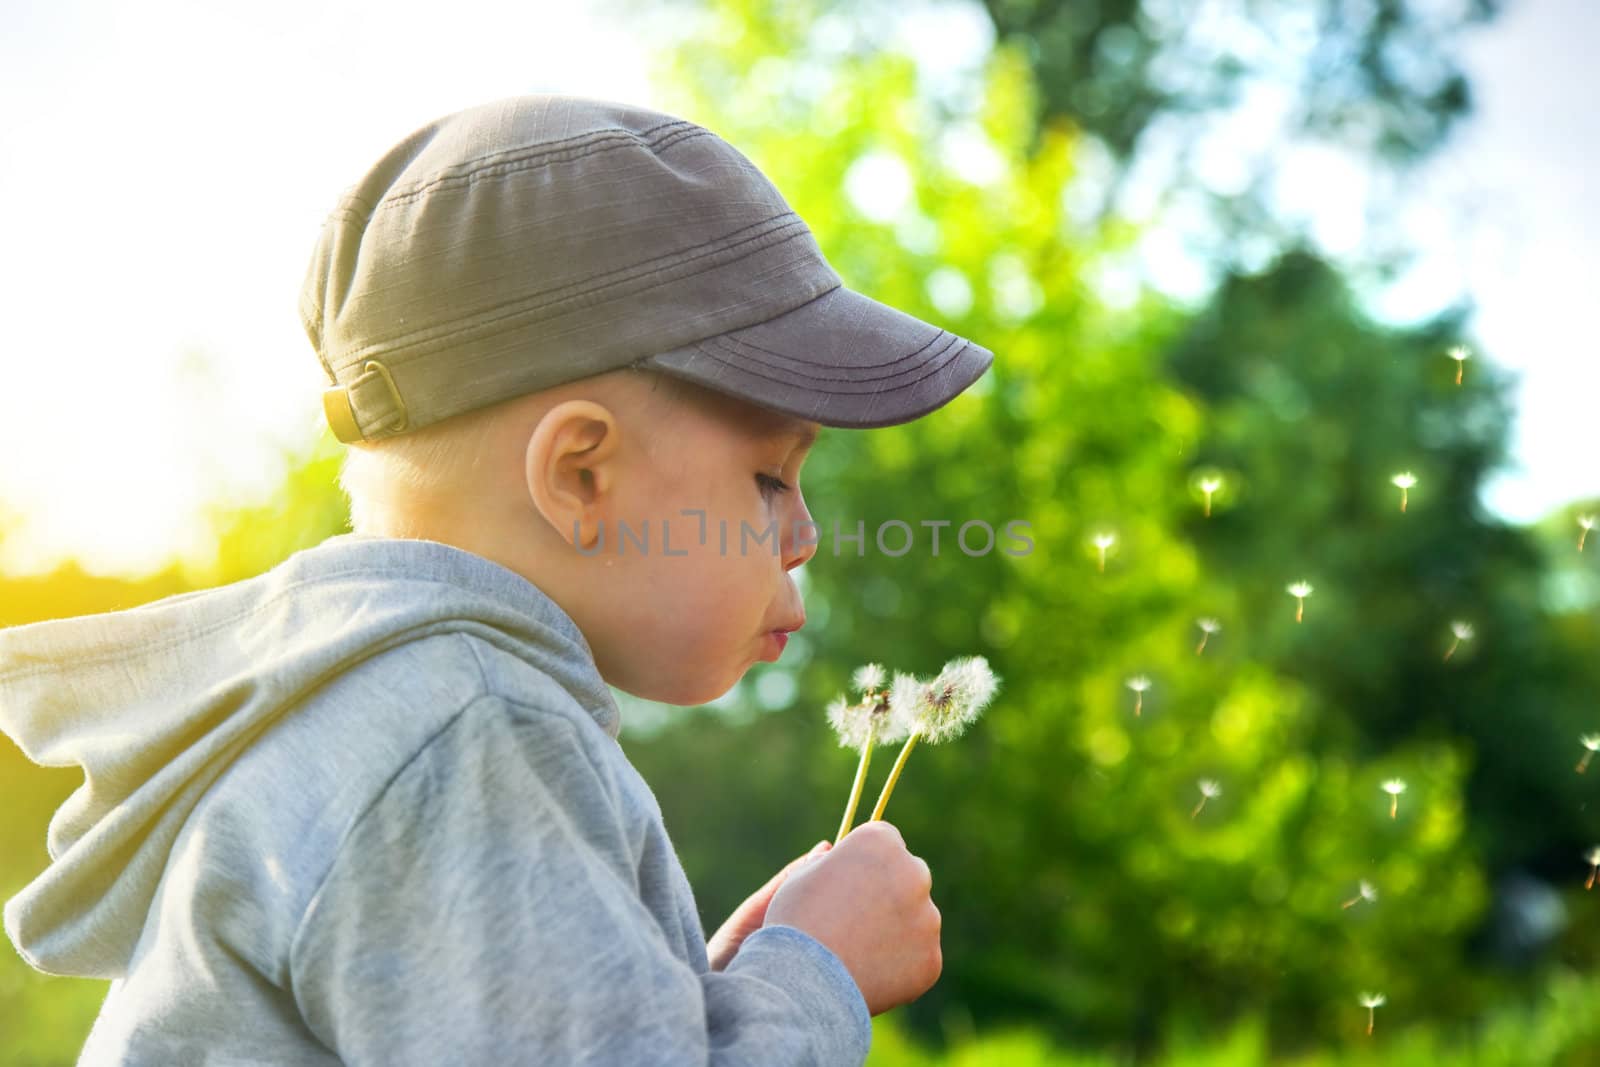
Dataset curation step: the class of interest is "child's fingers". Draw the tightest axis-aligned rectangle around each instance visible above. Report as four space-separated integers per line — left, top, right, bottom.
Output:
710 842 834 968
795 839 832 865
738 842 832 917
764 841 831 894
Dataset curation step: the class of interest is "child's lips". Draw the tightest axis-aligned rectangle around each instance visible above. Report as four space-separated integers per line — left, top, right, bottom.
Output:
764 620 802 660
766 624 804 658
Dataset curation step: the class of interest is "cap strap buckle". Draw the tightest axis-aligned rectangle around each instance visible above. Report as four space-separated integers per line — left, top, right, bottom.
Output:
322 359 409 443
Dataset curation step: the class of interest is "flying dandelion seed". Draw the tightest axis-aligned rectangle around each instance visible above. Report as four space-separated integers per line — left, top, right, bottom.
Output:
1577 734 1600 775
1287 581 1314 623
1198 475 1224 517
1580 516 1596 552
1125 675 1152 717
869 657 1000 823
1191 779 1221 819
1195 617 1222 656
1444 620 1474 662
1586 847 1600 891
1381 778 1408 819
1448 344 1470 385
1390 472 1417 513
1359 992 1387 1036
1092 532 1117 573
1342 880 1379 910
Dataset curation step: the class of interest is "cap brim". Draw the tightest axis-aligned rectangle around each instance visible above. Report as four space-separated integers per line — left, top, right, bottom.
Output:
638 286 993 429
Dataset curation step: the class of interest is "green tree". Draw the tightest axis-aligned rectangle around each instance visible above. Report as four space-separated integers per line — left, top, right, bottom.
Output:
978 0 1499 165
629 4 1502 1054
1167 253 1600 880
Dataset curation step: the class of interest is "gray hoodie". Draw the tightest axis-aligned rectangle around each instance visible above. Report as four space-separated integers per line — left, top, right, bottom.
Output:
0 534 870 1065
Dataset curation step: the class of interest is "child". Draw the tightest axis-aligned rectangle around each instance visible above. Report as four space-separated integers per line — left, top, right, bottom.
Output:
0 95 993 1064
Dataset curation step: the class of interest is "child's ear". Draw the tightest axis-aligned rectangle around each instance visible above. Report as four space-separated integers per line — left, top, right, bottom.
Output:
523 401 620 549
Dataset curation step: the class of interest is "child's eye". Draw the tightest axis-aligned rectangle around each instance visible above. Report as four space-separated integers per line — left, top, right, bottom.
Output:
756 473 792 498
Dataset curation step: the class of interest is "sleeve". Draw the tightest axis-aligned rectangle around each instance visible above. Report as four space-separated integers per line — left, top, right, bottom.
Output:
287 695 871 1066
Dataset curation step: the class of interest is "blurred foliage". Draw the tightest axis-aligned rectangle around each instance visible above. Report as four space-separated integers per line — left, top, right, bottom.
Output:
628 0 1597 1059
1167 255 1600 880
869 966 1600 1064
979 0 1498 164
5 0 1597 1064
971 0 1507 285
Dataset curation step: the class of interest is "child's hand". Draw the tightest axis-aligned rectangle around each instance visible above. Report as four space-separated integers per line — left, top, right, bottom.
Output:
763 821 942 1015
707 840 832 972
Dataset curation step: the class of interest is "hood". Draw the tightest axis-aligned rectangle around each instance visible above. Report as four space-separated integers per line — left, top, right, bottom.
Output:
0 534 618 978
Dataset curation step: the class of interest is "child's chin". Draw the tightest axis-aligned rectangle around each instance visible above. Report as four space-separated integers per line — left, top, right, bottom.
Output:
646 671 741 709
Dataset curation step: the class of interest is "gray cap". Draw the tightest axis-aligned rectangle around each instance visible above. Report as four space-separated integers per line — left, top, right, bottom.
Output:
304 95 994 442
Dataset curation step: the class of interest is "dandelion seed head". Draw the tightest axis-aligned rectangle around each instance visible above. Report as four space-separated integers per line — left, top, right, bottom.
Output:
1447 345 1470 362
825 695 870 749
1580 515 1597 532
1199 476 1223 493
851 662 886 695
1197 618 1222 634
1586 846 1600 867
1287 581 1314 599
1125 675 1153 693
1198 779 1222 798
1582 734 1600 753
1391 472 1417 490
1449 621 1474 641
932 656 996 708
863 676 914 745
1381 778 1408 796
1092 532 1117 550
1358 880 1378 902
825 694 893 749
1359 992 1387 1009
892 657 1000 743
888 671 927 729
826 668 902 749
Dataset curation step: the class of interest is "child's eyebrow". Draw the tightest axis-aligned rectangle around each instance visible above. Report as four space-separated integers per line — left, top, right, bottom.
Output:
760 416 819 453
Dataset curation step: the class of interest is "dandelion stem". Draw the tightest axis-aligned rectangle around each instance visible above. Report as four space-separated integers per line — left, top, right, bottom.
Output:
1582 528 1590 552
1400 487 1409 512
1367 1006 1376 1036
1588 866 1596 891
1444 638 1459 661
1196 634 1208 656
1134 691 1143 717
1579 750 1594 775
1296 599 1304 624
1455 363 1463 387
1190 796 1207 819
870 729 923 822
1390 794 1399 819
835 722 878 843
1203 493 1213 517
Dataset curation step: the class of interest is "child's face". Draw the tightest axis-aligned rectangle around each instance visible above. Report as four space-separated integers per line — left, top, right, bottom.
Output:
561 384 821 707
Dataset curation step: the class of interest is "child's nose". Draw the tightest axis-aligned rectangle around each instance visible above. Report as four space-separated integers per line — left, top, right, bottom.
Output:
783 490 818 571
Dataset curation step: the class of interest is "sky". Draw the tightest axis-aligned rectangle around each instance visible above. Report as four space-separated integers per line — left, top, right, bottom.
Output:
1408 0 1599 521
1106 0 1598 525
0 0 1593 576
